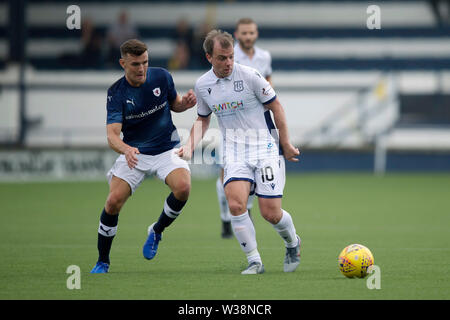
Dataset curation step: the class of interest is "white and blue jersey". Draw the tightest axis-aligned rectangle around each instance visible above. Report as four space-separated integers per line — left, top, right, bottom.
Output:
195 63 279 163
106 67 179 155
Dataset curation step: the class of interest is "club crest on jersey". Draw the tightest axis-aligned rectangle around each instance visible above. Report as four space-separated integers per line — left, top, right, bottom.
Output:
153 87 161 97
234 80 244 92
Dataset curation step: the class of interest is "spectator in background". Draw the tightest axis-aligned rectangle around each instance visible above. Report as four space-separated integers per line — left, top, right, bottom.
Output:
80 18 104 69
189 21 214 69
60 17 104 68
429 0 450 26
168 18 193 70
173 18 194 48
106 10 138 66
168 41 191 70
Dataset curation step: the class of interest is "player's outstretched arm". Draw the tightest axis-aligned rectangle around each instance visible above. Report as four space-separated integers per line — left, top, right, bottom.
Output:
170 89 197 113
176 115 211 160
107 123 140 168
264 98 300 162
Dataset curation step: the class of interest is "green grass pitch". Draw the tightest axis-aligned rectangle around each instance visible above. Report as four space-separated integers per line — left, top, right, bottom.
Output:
0 173 449 300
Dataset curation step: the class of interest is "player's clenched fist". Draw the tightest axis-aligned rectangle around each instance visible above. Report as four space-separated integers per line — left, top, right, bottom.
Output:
181 89 196 110
175 146 192 161
282 143 300 162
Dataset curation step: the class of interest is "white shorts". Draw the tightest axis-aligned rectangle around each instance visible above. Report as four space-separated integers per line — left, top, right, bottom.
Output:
223 155 286 198
106 149 190 194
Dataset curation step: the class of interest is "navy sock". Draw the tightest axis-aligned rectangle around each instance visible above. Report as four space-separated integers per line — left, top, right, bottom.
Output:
97 208 119 264
153 193 187 234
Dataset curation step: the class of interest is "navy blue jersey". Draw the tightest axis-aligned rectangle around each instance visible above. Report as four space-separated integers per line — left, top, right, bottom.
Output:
106 67 180 155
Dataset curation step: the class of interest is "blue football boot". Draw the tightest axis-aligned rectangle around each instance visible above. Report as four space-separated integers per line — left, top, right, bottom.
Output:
143 223 162 260
90 261 109 273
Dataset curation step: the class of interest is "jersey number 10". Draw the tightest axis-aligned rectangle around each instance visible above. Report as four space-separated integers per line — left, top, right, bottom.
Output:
260 166 274 183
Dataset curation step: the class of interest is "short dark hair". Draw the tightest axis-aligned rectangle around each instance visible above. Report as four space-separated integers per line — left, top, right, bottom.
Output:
120 39 147 58
203 29 234 56
236 18 256 30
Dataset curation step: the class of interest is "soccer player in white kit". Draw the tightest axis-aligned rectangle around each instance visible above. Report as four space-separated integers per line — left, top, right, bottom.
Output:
216 18 273 239
177 30 301 274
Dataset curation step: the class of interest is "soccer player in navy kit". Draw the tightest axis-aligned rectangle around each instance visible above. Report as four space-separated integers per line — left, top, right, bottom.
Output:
91 39 196 273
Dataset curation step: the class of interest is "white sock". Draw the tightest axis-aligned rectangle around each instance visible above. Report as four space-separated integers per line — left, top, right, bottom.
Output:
273 209 298 248
231 211 261 264
246 249 261 265
216 177 231 222
247 193 254 210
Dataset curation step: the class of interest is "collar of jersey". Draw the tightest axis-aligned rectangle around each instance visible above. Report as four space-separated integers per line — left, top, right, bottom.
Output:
210 64 235 83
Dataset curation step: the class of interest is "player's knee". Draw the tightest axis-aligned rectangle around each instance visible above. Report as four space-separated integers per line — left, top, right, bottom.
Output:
228 200 246 215
260 205 282 224
105 191 127 213
172 180 191 201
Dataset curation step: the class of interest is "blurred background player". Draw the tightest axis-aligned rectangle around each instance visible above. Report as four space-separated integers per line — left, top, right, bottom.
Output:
178 30 301 274
216 18 273 238
234 18 272 85
91 39 197 273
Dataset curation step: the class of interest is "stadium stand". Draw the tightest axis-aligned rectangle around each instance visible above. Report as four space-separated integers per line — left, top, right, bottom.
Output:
1 0 450 178
1 0 449 71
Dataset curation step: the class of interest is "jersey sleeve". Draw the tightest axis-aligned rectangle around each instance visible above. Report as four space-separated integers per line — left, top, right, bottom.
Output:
250 69 276 105
106 90 123 124
194 83 212 117
165 70 178 102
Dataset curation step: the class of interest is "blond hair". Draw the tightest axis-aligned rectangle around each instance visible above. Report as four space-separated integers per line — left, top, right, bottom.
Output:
203 29 234 56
